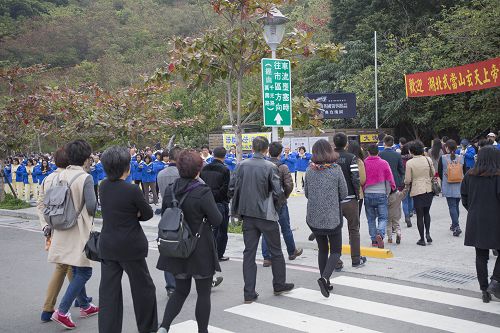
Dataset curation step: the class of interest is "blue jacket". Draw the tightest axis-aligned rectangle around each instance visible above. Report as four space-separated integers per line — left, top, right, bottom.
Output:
456 146 476 169
131 160 143 181
50 163 57 171
242 153 253 160
296 153 311 172
280 152 298 173
153 160 167 174
23 166 35 184
33 164 42 184
224 153 237 171
90 162 103 185
14 165 26 182
37 167 52 185
3 165 12 183
141 162 156 183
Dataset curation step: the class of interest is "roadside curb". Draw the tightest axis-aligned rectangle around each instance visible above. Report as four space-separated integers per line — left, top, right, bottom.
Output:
0 209 38 220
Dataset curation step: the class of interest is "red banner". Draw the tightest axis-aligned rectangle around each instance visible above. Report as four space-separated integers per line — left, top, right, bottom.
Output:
405 58 500 98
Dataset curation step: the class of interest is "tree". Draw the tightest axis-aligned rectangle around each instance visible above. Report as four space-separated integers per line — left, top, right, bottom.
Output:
150 0 342 160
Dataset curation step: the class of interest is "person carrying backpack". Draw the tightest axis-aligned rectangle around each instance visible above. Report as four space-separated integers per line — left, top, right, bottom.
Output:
156 150 222 333
38 140 98 330
438 139 464 237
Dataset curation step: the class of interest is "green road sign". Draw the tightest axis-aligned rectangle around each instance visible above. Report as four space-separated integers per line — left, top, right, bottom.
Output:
261 58 292 127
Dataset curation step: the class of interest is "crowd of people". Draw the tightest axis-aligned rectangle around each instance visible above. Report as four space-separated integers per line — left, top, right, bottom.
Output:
2 129 500 332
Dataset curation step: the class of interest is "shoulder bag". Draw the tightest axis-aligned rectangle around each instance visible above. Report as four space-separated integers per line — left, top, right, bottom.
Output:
425 157 441 196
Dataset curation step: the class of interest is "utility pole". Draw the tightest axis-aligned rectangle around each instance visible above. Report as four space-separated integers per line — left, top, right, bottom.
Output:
374 31 379 129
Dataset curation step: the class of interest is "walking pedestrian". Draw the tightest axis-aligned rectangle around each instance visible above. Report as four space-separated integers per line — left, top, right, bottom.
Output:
401 143 414 227
333 133 366 268
200 146 231 262
24 158 36 202
457 139 476 171
98 146 157 333
39 140 99 330
429 138 444 175
12 157 26 199
379 135 405 244
405 141 435 246
260 142 302 267
363 144 396 249
461 146 500 303
304 139 348 297
438 139 464 237
347 141 366 217
157 150 222 333
229 136 294 303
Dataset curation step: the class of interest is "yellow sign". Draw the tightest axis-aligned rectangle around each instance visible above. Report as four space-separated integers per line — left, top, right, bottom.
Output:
223 132 272 151
360 134 378 143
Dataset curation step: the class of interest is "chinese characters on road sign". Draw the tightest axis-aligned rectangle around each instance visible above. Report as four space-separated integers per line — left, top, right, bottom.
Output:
261 58 292 127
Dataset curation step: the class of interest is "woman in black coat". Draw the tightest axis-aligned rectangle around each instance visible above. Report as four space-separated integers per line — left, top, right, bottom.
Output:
98 146 157 333
461 146 500 303
157 150 222 333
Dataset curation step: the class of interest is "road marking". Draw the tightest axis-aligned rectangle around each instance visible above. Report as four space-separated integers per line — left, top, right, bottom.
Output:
285 288 500 333
225 303 381 333
169 320 234 333
332 275 500 315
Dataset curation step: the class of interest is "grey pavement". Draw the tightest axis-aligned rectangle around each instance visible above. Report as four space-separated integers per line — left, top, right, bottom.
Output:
2 194 494 292
1 222 499 333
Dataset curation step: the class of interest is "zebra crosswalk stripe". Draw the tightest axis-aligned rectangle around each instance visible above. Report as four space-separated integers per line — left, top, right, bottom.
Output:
169 320 234 333
285 288 500 333
331 275 500 315
225 302 382 332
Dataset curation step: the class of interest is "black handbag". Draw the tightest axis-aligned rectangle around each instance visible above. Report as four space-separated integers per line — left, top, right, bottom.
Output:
84 230 101 262
425 157 441 196
84 207 101 262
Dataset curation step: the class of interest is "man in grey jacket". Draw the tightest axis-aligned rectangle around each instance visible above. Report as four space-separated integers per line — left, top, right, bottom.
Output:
229 136 294 303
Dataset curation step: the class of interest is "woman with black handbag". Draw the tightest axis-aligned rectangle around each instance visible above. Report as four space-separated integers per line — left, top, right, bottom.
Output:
157 150 222 333
98 146 157 333
404 140 437 246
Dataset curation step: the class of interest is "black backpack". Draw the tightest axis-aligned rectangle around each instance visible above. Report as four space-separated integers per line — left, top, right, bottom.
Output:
157 185 205 259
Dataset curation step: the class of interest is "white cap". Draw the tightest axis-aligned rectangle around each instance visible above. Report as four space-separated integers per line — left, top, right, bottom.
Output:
487 132 496 137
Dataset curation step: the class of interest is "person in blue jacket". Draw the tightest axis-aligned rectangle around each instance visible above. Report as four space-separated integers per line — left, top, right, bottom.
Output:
90 155 103 202
295 146 311 192
33 160 42 198
3 158 13 195
224 146 237 172
38 159 52 185
281 146 298 174
131 154 144 192
13 158 26 199
141 155 158 204
457 139 476 171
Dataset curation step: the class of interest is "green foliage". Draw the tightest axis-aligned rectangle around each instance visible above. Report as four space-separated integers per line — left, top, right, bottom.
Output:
0 194 31 209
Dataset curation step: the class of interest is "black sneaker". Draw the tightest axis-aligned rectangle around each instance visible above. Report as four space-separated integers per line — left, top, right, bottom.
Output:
212 276 223 288
482 291 492 303
352 256 367 268
244 292 259 304
317 278 330 298
334 260 344 272
453 228 462 237
274 283 295 296
426 234 433 243
417 239 426 246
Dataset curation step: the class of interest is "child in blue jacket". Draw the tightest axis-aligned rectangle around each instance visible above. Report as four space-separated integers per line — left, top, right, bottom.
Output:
131 154 144 190
3 159 13 195
142 155 158 204
13 158 26 199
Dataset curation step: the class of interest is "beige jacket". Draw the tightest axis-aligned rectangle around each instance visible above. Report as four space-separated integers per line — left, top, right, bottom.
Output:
404 155 435 197
37 166 94 267
358 159 366 199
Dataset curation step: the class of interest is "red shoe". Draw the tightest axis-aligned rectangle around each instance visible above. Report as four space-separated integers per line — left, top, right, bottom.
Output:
376 234 384 249
80 303 99 318
51 310 76 330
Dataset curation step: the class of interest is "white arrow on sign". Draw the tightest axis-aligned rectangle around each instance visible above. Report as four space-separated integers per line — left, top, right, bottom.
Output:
274 113 283 125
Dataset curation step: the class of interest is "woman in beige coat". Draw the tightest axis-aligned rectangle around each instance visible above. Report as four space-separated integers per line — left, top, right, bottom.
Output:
405 141 435 246
39 140 98 330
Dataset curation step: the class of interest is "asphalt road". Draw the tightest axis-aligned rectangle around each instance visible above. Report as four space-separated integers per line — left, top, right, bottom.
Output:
1 221 499 333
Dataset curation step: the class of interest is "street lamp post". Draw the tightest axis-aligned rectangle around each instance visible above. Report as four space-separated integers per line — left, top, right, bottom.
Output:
258 7 289 143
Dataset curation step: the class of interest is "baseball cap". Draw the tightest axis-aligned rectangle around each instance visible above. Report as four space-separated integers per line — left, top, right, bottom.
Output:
487 132 496 137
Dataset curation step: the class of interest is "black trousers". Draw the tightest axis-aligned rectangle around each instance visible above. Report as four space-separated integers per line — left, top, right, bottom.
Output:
242 216 286 299
315 227 342 280
475 248 500 291
98 259 158 333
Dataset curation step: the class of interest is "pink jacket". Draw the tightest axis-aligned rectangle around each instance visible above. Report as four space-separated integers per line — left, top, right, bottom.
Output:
363 156 396 191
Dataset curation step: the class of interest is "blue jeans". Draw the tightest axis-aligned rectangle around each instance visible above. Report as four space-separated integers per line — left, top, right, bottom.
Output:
262 204 296 259
213 202 229 259
446 197 461 229
364 193 388 241
59 266 92 313
402 192 413 218
164 271 176 291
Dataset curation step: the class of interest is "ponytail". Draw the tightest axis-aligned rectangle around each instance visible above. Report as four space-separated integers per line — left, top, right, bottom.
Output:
446 139 458 161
